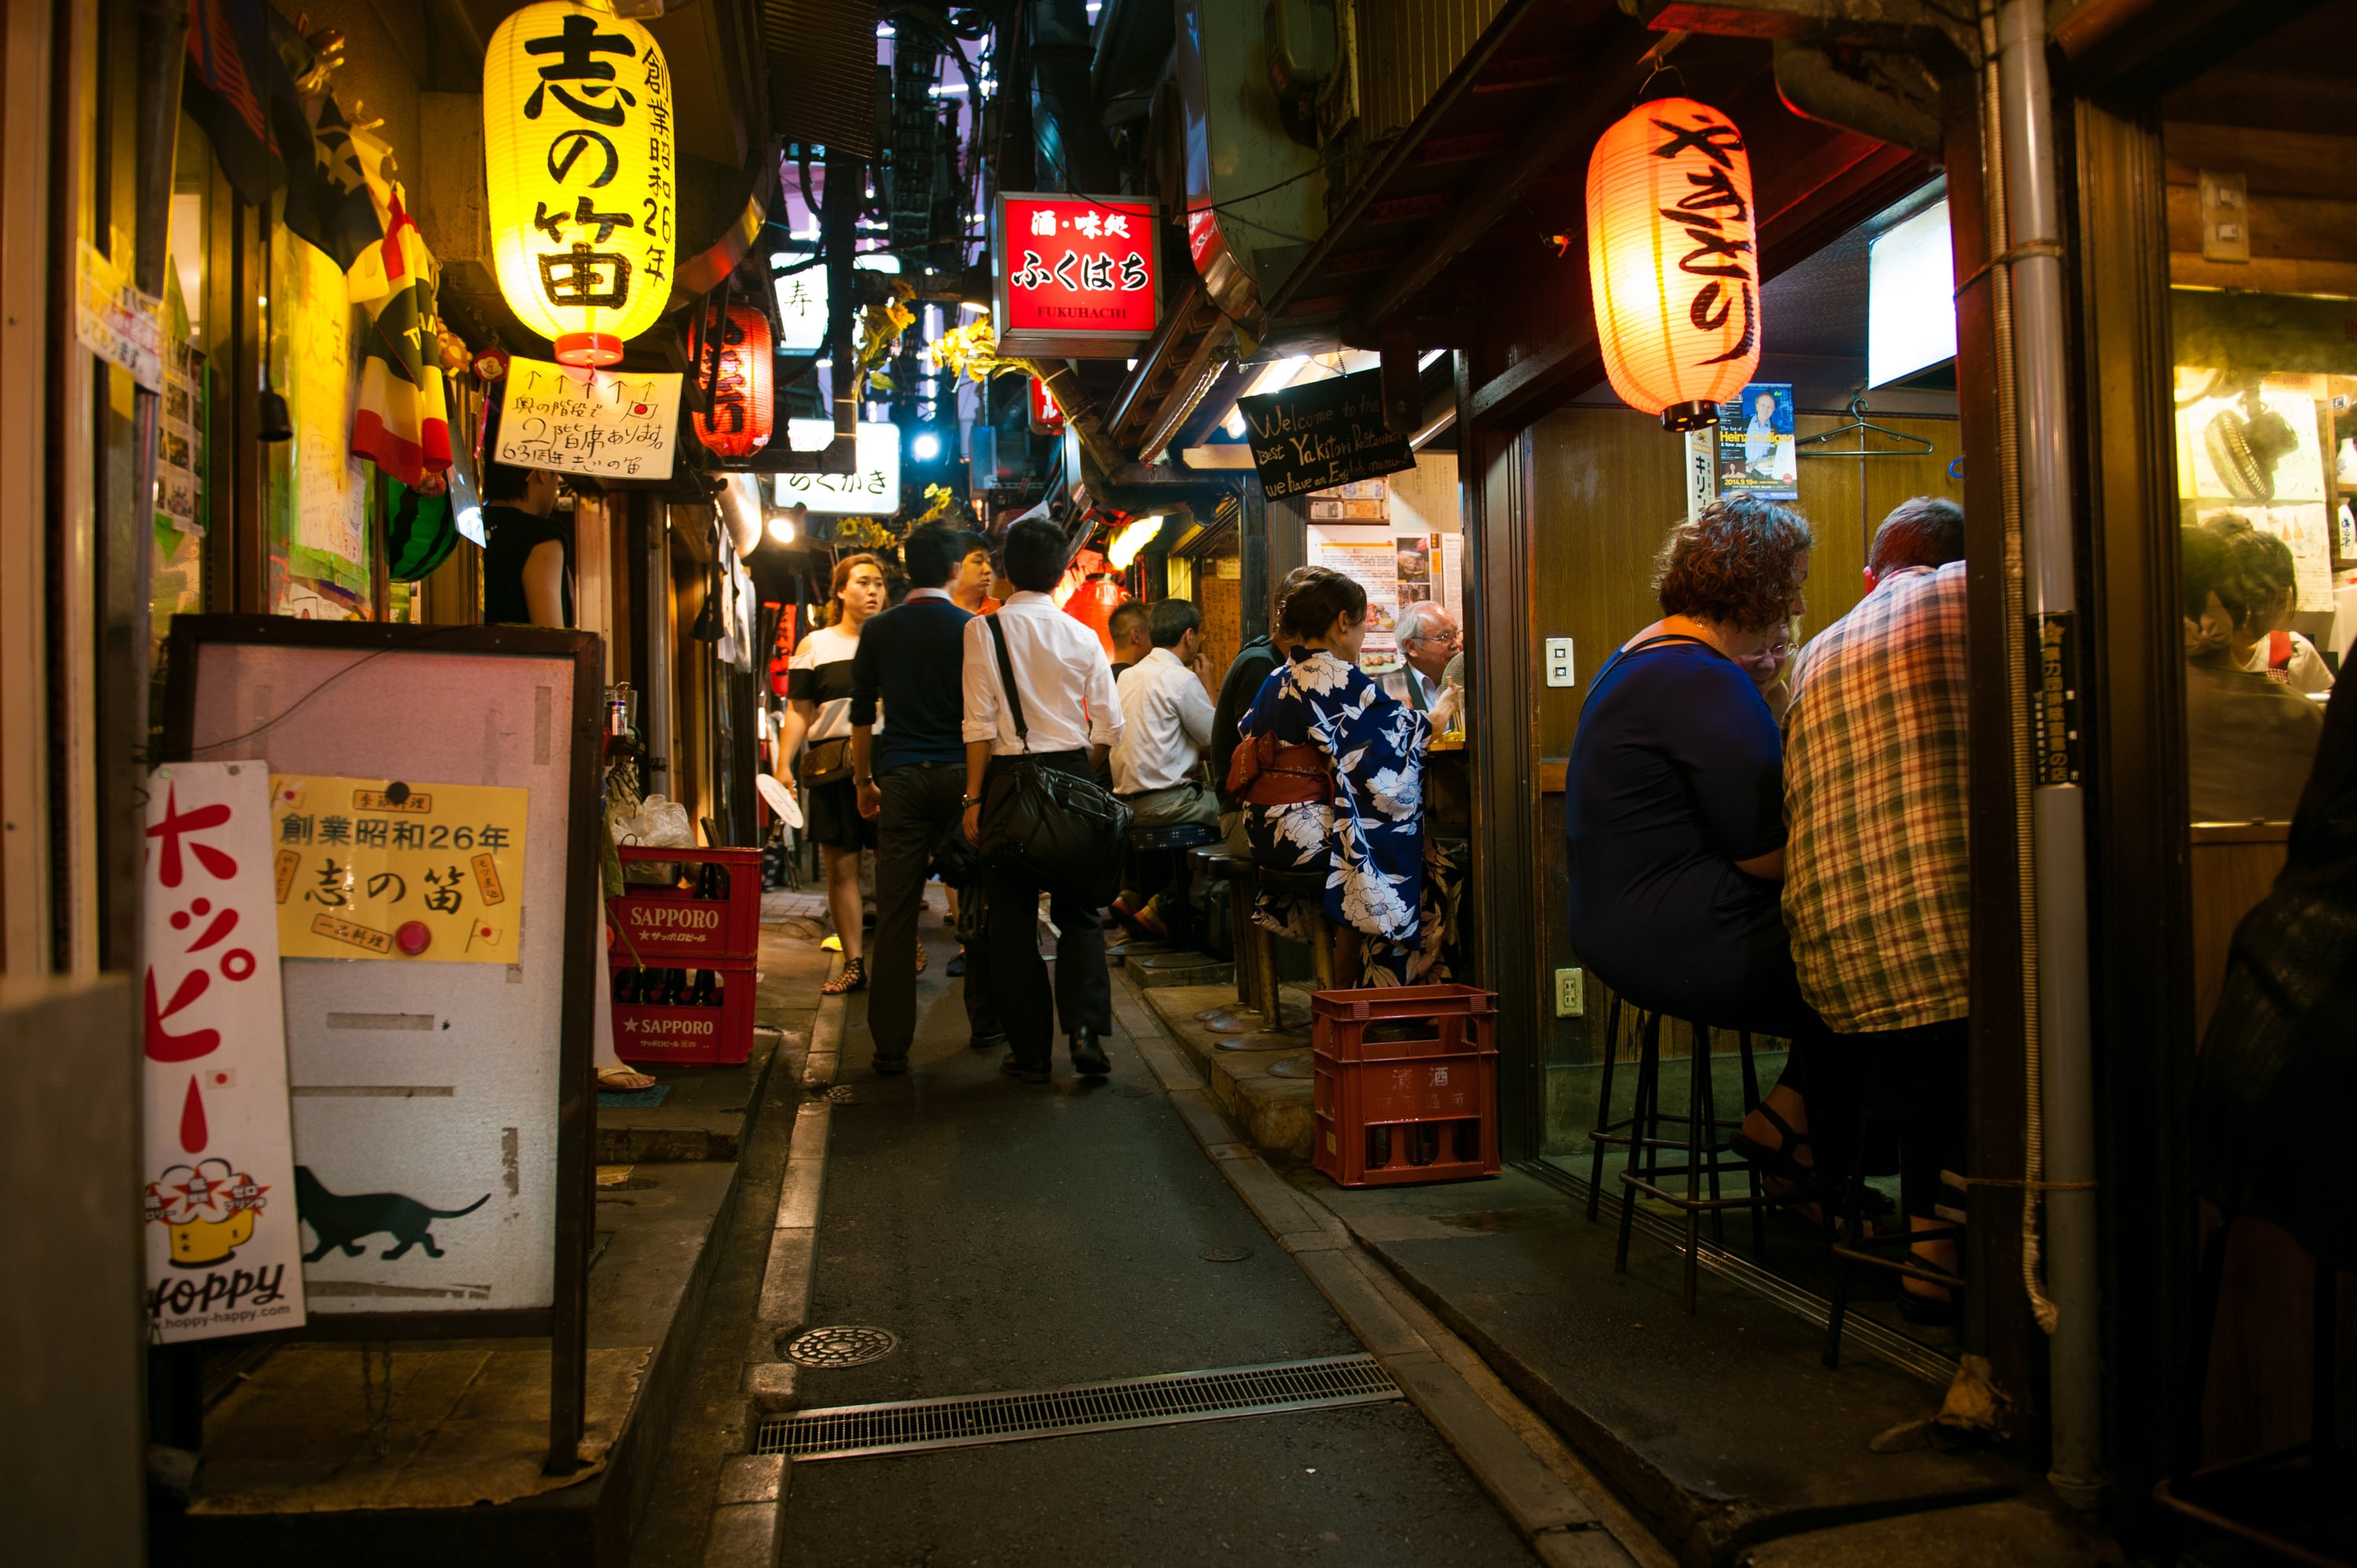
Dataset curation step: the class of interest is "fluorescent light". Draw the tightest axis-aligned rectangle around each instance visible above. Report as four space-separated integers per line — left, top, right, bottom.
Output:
929 83 967 96
1244 355 1307 399
1418 350 1445 371
1224 408 1245 438
854 252 901 273
1868 200 1956 388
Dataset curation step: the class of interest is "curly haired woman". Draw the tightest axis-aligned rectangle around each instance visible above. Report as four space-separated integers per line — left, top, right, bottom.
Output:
1565 493 1844 1204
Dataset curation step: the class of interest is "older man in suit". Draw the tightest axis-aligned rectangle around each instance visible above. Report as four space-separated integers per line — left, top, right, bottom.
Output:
1381 601 1460 714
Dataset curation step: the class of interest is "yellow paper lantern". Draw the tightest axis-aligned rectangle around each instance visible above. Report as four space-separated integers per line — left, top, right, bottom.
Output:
484 1 674 368
1585 97 1761 431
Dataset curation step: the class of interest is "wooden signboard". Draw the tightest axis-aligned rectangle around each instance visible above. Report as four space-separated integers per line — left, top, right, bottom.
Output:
1237 368 1416 500
160 617 603 1471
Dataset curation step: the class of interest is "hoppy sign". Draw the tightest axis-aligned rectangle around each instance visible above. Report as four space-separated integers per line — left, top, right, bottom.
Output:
141 763 308 1343
483 2 673 368
993 192 1157 357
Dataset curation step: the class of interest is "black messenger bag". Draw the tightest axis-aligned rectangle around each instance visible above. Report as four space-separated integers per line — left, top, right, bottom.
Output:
975 613 1133 907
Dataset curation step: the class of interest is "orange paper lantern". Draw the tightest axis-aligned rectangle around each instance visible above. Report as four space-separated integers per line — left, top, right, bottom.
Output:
691 301 774 458
1585 97 1761 431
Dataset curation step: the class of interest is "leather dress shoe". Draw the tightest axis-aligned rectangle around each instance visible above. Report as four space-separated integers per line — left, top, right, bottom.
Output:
970 1031 1010 1052
1000 1052 1050 1084
1068 1031 1112 1077
871 1054 908 1076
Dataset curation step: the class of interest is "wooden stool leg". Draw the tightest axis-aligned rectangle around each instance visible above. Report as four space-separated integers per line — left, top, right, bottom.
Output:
1255 915 1285 1031
1310 913 1339 990
1586 991 1625 1223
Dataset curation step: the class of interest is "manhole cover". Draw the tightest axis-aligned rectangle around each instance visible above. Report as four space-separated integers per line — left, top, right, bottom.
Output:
815 1084 858 1104
1199 1247 1252 1262
786 1325 900 1368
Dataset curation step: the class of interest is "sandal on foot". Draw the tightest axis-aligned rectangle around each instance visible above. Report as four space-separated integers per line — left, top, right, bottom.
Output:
915 944 927 976
822 958 867 995
596 1065 656 1092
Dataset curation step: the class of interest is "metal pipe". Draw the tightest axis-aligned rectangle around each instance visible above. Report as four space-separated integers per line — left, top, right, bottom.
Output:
1991 0 2103 1507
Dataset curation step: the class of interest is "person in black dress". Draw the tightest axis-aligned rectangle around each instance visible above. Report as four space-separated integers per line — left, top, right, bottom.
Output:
1564 493 1839 1200
779 553 888 993
480 462 572 628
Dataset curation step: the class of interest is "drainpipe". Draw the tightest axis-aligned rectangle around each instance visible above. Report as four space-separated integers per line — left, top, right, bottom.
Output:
1985 0 2103 1508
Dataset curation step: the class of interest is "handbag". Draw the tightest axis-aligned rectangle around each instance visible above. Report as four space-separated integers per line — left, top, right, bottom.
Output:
802 735 854 786
975 613 1133 905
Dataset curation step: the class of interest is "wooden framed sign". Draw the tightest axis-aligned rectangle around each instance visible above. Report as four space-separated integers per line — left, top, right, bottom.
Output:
160 617 603 1471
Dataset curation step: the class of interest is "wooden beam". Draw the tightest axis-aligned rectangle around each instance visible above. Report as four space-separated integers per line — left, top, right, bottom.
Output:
1357 21 1662 330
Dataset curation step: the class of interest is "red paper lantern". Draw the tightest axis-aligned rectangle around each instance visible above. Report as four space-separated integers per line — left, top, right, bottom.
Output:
1064 573 1127 659
691 302 775 458
1585 97 1761 432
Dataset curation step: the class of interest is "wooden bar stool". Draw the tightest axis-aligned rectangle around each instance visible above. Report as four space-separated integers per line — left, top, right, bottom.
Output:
1607 1010 1774 1312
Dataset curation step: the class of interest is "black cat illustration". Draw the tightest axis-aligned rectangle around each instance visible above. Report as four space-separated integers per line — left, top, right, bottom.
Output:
295 1166 489 1262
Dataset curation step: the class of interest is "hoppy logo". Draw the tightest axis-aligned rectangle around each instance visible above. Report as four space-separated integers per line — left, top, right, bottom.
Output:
145 1156 271 1269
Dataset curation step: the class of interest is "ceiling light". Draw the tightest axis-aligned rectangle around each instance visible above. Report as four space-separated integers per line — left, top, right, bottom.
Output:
1419 350 1445 371
767 507 801 544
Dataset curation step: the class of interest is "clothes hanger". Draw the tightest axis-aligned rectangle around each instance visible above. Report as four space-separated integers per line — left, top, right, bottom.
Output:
1794 392 1934 458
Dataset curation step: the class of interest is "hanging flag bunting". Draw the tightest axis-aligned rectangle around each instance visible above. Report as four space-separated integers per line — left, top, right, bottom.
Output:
691 299 775 460
1585 97 1762 432
349 196 453 486
483 2 675 369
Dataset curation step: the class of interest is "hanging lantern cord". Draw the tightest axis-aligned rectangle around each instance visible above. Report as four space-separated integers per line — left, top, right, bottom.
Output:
1631 30 1692 107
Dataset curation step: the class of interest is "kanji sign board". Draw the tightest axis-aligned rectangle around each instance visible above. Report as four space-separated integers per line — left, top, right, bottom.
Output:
269 776 530 962
992 192 1158 358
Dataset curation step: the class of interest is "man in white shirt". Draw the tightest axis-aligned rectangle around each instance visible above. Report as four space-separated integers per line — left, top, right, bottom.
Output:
960 518 1124 1082
1380 601 1460 713
1109 598 1219 936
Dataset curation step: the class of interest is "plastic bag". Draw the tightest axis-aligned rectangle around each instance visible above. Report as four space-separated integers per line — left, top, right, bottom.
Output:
614 793 695 885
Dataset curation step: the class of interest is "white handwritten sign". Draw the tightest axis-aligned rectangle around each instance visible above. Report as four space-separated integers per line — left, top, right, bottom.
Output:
497 357 680 480
142 762 308 1343
76 241 163 390
775 419 902 515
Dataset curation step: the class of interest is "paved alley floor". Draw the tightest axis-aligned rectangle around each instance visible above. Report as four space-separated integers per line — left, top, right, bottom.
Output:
774 905 1539 1566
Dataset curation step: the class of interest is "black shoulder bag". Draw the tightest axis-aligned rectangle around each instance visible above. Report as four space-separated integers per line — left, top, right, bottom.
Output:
976 613 1134 906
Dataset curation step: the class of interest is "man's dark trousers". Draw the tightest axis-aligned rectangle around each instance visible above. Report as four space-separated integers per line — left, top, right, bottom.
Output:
982 750 1112 1071
869 760 996 1060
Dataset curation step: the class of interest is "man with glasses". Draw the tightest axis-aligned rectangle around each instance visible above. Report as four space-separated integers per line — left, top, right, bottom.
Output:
1382 602 1461 714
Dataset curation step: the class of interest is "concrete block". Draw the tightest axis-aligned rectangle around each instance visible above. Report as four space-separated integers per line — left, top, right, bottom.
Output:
700 1500 783 1568
756 1229 815 1326
1290 1248 1433 1361
1382 1350 1602 1536
789 1100 832 1162
773 1156 825 1231
1164 1086 1237 1150
714 1454 786 1507
1532 1526 1639 1568
741 1361 800 1410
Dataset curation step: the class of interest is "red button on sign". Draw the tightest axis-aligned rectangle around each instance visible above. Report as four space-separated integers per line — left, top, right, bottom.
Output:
396 921 432 956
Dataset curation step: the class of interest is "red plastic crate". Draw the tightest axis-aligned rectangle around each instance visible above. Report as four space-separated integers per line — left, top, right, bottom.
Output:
610 958 755 1067
609 846 761 964
1310 984 1501 1188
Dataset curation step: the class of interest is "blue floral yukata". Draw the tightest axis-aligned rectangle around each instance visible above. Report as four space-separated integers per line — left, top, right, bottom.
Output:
1237 649 1450 986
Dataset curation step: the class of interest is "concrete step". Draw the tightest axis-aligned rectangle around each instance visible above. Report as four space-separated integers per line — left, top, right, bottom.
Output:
595 1031 783 1163
1131 977 1316 1162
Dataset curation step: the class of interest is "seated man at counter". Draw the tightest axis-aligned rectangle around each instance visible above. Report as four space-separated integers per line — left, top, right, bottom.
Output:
1109 598 1219 938
2183 525 2326 823
1782 496 1971 1318
1381 602 1460 714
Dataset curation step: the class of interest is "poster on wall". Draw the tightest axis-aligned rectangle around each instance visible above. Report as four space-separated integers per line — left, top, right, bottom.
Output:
142 763 309 1343
1717 382 1797 499
1395 535 1435 605
269 776 530 962
2176 374 2335 610
496 357 682 481
271 236 368 605
1307 522 1401 672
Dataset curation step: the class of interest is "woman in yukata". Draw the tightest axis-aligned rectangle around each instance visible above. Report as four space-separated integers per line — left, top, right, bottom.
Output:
1229 568 1450 987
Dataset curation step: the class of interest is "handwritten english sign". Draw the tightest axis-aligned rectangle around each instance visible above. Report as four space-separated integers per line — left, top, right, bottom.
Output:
497 357 680 480
1237 368 1415 501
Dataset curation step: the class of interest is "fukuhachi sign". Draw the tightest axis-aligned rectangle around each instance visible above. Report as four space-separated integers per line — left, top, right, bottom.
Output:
142 763 308 1343
993 192 1158 357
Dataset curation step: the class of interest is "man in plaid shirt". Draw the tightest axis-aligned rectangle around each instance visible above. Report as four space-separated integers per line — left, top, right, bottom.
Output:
1783 496 1970 1321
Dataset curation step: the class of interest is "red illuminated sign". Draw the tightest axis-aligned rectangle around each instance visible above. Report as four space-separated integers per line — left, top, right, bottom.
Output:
994 192 1159 358
1029 376 1066 435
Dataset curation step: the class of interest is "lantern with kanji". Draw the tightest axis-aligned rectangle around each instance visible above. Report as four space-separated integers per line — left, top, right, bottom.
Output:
1585 97 1761 431
691 302 775 458
483 2 674 369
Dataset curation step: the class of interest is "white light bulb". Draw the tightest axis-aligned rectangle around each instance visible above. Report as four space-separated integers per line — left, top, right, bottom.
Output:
768 511 797 544
911 431 942 462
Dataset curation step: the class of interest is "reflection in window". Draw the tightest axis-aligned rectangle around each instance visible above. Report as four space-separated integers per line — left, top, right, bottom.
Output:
2172 293 2341 823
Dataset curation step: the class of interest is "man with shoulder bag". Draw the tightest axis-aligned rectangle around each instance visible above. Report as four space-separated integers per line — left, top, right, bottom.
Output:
960 518 1127 1082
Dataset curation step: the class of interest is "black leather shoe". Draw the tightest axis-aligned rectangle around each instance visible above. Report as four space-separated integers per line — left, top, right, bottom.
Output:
1069 1031 1111 1077
1000 1052 1050 1084
970 1031 1010 1053
871 1054 908 1077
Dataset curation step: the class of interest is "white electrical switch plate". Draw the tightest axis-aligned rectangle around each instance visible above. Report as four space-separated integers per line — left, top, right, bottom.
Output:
1544 637 1575 688
1554 967 1585 1017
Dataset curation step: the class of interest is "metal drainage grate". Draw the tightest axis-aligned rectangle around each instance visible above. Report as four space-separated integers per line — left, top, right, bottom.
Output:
785 1324 900 1368
754 1354 1401 1461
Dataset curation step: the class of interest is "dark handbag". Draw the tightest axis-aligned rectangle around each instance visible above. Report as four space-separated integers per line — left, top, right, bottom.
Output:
802 735 853 786
975 613 1134 905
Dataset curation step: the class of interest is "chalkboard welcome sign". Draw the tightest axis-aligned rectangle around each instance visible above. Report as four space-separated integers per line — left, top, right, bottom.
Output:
1237 368 1415 500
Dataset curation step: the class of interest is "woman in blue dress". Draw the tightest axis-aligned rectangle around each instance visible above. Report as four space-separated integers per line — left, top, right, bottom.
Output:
1230 570 1447 987
1565 494 1837 1197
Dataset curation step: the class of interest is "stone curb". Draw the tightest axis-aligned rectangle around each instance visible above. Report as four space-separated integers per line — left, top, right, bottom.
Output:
1109 979 1672 1568
699 958 847 1568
